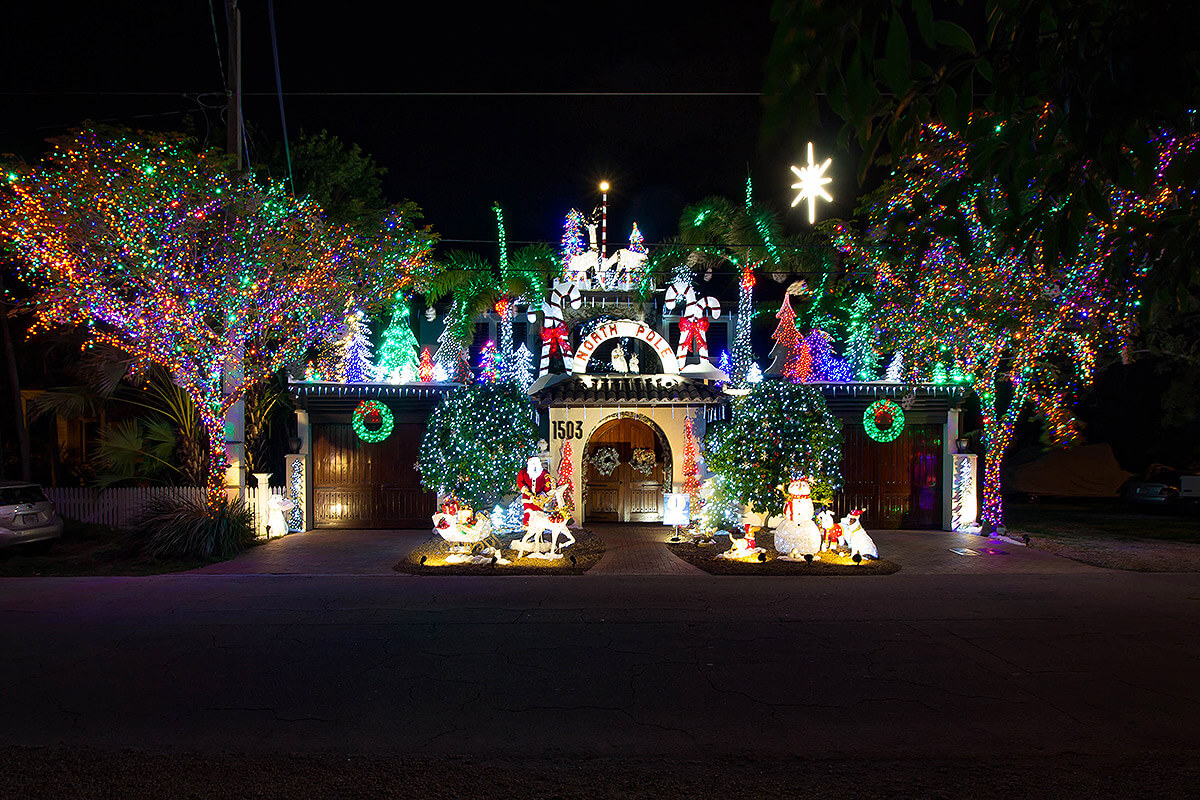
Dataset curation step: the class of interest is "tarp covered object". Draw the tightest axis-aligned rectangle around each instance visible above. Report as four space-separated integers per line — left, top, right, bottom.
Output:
1004 443 1133 498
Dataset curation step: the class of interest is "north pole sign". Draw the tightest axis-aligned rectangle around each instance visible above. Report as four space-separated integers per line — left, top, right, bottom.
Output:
571 319 680 374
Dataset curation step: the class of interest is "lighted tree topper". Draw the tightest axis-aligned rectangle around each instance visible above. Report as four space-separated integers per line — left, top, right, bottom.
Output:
0 128 436 507
352 400 394 443
790 142 833 224
863 399 905 442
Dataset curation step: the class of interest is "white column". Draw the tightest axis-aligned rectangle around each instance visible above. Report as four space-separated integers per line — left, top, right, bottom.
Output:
252 472 272 538
943 408 961 531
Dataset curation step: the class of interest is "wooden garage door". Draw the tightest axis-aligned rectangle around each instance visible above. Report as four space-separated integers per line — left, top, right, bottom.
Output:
313 423 435 529
834 424 942 529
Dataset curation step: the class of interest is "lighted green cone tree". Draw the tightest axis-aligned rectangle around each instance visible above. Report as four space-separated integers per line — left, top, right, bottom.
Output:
415 383 538 510
703 379 842 519
374 299 420 383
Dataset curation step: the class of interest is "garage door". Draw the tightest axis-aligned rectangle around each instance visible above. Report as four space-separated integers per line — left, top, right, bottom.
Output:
834 423 943 529
312 422 435 529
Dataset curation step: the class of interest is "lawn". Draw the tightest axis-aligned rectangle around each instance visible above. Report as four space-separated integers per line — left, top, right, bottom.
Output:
394 527 605 575
667 528 901 575
0 518 223 577
1004 498 1200 571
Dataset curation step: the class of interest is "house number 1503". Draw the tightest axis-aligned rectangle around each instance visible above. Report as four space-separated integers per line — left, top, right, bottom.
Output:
554 420 583 439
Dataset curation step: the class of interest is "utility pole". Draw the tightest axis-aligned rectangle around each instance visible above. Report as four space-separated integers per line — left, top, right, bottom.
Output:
223 0 246 502
225 0 242 170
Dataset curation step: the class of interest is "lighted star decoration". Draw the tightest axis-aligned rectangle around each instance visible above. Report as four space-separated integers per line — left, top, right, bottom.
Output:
790 142 833 224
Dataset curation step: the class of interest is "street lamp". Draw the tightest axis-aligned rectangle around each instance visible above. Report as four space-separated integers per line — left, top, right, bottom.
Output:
599 181 609 258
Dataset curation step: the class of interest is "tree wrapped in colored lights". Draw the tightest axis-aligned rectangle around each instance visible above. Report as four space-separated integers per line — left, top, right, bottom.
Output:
374 300 420 383
766 293 800 376
703 379 842 519
415 383 539 510
831 122 1199 529
0 128 436 507
556 439 575 524
682 415 701 515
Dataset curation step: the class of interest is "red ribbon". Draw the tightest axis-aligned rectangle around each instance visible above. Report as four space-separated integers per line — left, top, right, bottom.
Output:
541 323 570 356
678 317 709 353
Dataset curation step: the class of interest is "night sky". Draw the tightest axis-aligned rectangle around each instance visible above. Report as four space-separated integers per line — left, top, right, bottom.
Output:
2 1 840 251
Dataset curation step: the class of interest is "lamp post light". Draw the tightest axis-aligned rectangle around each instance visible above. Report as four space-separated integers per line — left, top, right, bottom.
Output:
599 180 609 259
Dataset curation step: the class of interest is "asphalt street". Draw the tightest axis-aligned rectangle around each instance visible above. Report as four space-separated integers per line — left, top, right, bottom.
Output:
3 568 1200 797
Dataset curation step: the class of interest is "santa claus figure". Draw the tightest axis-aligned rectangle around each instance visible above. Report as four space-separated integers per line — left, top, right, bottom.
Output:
516 456 551 525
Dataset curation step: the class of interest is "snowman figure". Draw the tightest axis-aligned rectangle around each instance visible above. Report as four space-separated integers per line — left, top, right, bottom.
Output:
773 478 823 559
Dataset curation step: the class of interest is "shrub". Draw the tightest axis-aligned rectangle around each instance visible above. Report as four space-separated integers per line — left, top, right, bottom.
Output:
131 492 255 561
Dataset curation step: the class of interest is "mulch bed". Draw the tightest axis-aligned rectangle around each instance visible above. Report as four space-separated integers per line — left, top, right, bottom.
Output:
393 527 604 575
667 528 901 576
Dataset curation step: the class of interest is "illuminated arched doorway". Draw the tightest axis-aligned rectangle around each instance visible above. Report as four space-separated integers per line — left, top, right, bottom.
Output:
583 414 671 522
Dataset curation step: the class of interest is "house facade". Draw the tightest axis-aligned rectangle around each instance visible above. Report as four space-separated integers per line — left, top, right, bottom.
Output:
283 275 979 534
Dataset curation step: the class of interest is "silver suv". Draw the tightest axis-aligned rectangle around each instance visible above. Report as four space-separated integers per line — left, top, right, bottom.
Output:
0 481 64 549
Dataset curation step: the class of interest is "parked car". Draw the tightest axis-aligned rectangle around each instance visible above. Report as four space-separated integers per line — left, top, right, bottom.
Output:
0 481 64 550
1122 466 1185 506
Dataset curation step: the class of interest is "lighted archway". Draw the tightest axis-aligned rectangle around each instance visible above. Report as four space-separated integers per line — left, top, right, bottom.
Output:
581 411 674 523
572 320 679 374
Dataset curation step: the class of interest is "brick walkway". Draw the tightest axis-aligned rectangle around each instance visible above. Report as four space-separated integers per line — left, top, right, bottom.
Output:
586 524 707 575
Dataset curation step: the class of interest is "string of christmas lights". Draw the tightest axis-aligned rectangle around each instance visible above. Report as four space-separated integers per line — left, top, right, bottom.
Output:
831 120 1199 528
0 128 435 506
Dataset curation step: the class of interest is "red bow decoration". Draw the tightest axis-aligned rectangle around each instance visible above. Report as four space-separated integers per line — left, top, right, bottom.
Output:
436 518 451 529
541 323 571 356
678 317 709 353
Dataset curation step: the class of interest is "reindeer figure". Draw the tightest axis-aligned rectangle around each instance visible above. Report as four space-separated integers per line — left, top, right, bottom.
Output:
539 281 582 376
518 483 576 558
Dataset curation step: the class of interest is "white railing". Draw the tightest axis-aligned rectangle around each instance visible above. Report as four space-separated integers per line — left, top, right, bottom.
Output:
44 485 291 535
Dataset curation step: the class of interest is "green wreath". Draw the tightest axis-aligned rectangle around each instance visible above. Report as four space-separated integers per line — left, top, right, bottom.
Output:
352 400 394 443
864 399 905 443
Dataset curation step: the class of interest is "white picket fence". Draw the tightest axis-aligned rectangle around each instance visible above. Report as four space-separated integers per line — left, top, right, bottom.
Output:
45 485 290 533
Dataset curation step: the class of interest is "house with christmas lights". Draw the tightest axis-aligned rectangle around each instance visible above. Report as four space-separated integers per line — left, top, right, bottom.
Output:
283 202 979 534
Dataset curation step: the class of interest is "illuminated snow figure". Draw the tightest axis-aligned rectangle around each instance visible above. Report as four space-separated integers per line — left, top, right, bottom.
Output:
266 494 295 538
773 478 823 560
841 509 878 560
514 483 576 560
432 497 509 564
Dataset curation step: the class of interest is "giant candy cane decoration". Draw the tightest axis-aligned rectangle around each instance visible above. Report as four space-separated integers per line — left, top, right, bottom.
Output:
667 281 721 361
539 281 582 376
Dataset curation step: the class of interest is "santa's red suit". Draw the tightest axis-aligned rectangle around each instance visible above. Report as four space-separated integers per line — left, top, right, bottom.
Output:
516 463 551 524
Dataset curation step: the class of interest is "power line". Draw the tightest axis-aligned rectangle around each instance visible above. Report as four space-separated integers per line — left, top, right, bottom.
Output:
0 90 765 98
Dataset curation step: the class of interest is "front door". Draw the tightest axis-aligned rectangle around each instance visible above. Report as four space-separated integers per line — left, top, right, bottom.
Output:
584 418 666 522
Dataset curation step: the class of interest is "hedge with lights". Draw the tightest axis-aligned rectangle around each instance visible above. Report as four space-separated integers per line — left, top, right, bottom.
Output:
703 378 843 519
415 382 539 510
